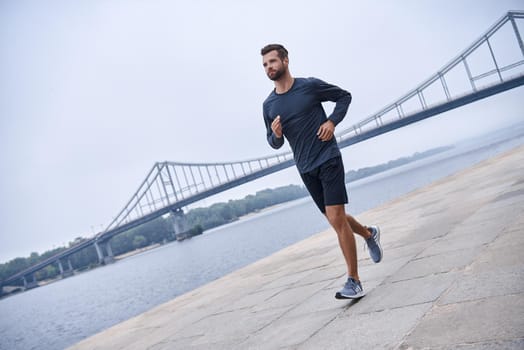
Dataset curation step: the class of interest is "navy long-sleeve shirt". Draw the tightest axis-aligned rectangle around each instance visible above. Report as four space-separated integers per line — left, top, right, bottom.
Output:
263 77 352 173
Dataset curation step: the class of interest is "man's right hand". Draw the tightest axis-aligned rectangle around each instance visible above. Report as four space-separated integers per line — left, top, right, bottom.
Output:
271 115 283 138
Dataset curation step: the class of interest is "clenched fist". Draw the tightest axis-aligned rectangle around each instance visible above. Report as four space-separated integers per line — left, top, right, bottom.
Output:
271 115 283 138
317 120 335 141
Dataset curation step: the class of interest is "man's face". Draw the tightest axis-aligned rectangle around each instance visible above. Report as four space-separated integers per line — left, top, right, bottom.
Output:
262 50 288 81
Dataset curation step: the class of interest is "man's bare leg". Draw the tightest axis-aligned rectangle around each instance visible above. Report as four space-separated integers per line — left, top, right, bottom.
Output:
346 214 372 240
325 204 359 281
347 214 383 264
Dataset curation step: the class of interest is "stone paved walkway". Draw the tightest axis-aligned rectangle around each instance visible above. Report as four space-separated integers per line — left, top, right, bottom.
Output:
69 145 524 350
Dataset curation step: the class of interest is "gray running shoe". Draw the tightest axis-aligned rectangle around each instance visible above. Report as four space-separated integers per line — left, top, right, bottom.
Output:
335 277 365 299
366 225 383 263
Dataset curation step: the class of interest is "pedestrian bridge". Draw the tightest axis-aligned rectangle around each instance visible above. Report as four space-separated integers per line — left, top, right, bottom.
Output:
2 10 524 292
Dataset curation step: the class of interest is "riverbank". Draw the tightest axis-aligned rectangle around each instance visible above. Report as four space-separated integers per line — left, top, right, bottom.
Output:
69 144 524 349
114 243 162 260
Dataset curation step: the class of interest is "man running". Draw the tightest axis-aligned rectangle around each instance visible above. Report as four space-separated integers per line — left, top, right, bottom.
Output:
261 43 383 299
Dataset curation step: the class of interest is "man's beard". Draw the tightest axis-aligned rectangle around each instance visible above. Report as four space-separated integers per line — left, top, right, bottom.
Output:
267 67 285 81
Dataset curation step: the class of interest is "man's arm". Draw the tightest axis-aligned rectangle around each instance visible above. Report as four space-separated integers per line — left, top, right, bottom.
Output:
312 78 352 126
263 109 284 149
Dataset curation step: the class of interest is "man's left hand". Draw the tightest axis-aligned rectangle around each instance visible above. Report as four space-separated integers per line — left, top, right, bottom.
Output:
317 120 335 141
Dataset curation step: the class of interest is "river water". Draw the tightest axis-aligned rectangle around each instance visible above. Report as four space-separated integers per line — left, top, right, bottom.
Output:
1 122 524 350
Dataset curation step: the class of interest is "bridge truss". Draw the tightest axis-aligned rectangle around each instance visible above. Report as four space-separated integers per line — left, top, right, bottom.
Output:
335 10 524 145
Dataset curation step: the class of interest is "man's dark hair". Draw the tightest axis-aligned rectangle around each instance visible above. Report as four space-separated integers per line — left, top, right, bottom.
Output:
261 44 288 60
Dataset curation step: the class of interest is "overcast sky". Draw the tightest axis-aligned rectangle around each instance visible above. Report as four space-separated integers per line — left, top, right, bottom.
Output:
1 0 523 263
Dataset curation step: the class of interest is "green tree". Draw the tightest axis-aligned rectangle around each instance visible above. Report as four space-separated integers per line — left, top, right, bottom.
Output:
35 264 58 281
132 235 147 249
69 245 98 270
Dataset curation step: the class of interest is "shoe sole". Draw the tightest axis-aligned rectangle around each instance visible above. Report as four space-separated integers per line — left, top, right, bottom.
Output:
335 291 365 300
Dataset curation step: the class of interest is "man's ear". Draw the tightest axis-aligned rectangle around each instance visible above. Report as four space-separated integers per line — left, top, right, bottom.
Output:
283 57 289 65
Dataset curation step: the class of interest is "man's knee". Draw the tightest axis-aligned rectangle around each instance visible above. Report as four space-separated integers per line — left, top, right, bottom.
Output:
325 205 347 230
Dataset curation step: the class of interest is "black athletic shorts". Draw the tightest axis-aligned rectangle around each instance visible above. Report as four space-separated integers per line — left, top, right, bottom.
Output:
300 156 348 214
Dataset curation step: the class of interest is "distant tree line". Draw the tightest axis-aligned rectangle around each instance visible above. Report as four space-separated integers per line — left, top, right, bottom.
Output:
185 185 308 230
344 146 453 183
1 146 452 287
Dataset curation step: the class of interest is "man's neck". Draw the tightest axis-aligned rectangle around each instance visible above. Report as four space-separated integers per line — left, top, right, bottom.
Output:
274 73 294 94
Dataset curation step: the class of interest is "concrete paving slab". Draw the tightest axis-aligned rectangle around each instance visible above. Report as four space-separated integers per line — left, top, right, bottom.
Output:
390 247 479 282
353 272 459 314
259 269 318 291
297 303 433 350
252 280 330 313
380 239 435 260
418 228 499 258
469 240 524 271
218 286 284 313
282 286 349 318
357 254 412 282
238 309 339 349
439 266 524 305
295 263 346 286
189 306 291 346
400 294 524 348
406 338 524 350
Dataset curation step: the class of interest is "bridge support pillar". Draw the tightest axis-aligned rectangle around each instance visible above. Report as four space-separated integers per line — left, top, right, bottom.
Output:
102 242 115 264
58 259 74 278
94 241 115 264
23 273 38 290
94 241 105 264
58 260 64 274
170 209 188 241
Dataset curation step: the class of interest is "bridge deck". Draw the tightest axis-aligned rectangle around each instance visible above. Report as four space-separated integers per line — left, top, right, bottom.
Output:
69 144 524 350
